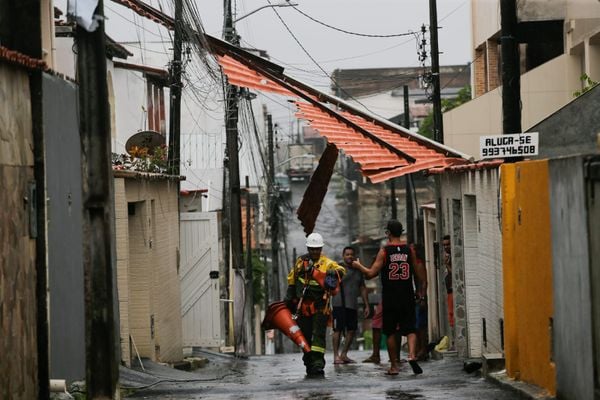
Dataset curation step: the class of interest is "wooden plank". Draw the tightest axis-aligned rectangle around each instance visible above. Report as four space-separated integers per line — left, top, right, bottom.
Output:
0 166 37 399
0 63 38 399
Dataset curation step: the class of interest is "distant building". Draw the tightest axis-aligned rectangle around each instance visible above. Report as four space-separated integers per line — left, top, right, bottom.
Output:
331 65 470 132
445 0 600 158
329 64 470 246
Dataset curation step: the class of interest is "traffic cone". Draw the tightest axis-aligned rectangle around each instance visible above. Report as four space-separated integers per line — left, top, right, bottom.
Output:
262 301 310 353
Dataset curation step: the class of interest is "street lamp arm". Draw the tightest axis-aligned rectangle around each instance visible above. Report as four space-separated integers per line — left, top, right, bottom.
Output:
233 2 298 23
276 154 314 168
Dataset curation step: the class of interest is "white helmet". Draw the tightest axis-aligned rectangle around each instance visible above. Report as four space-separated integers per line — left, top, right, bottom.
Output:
306 232 324 248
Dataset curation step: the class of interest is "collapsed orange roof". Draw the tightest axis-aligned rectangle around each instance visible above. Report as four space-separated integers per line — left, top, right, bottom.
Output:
100 0 474 233
211 37 471 184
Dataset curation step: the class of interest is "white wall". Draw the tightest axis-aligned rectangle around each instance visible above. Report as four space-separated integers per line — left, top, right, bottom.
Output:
123 42 269 210
345 91 407 120
54 36 76 79
111 65 152 154
442 168 503 357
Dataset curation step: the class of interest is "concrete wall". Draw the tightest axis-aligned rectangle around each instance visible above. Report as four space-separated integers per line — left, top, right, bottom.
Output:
0 62 38 400
528 84 600 158
422 206 445 341
501 161 555 395
469 170 503 356
441 168 503 358
588 157 600 399
114 175 183 363
470 0 600 51
470 0 566 55
43 73 86 382
548 156 594 400
444 54 582 158
451 197 469 357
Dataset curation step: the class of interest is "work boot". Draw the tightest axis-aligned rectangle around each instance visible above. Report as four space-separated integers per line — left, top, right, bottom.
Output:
306 367 325 378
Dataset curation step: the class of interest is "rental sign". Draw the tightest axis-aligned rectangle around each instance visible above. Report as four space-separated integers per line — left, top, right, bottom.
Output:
479 132 539 159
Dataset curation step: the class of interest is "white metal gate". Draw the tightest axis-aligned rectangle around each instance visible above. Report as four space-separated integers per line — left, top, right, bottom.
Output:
180 212 221 347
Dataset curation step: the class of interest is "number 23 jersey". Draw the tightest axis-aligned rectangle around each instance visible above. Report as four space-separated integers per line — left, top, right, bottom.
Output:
380 244 415 303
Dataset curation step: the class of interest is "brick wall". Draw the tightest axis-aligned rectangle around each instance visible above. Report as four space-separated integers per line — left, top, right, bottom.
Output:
114 177 183 364
470 169 503 355
474 45 487 97
487 40 500 91
114 179 132 365
474 40 501 97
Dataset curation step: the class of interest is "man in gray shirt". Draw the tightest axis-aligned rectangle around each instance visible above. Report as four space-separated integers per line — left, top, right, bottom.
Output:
332 246 370 364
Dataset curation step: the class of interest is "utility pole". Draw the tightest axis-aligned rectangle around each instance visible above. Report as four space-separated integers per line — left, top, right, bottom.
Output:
221 155 232 345
223 0 248 356
268 114 282 353
429 0 443 144
403 85 415 244
76 0 118 396
245 175 254 353
390 179 397 220
267 115 280 301
430 0 448 341
500 0 522 136
168 0 183 176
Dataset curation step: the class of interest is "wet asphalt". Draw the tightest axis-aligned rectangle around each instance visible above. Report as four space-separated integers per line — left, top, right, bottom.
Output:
122 350 518 399
123 177 517 399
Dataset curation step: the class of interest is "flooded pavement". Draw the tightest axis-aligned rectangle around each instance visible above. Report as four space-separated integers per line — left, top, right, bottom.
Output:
123 350 518 399
122 178 517 399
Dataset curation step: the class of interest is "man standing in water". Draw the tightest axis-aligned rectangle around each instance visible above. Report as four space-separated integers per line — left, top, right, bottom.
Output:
352 220 427 375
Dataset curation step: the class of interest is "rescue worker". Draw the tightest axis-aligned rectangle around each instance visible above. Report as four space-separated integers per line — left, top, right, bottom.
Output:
284 232 346 378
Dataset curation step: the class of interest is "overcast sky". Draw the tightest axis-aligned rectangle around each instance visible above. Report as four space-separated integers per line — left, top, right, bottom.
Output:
207 0 472 87
55 0 473 192
91 0 473 89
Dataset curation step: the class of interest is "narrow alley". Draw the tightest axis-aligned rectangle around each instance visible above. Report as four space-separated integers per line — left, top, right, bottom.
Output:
3 1 600 399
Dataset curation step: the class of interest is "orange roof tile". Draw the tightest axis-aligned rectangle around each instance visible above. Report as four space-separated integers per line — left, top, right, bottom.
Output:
211 35 470 183
217 55 296 97
427 159 504 174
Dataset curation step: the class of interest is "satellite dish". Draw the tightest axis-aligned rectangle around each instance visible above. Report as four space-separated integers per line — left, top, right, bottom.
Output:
125 130 166 156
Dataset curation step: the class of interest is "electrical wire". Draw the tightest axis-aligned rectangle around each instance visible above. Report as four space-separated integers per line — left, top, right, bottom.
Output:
265 0 422 120
289 5 418 38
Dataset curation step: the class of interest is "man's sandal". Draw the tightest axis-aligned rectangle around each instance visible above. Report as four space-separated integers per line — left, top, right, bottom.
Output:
362 355 380 364
409 360 423 375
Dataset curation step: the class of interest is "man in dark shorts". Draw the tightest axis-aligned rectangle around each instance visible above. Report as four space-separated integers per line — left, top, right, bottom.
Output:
353 220 427 375
332 246 369 364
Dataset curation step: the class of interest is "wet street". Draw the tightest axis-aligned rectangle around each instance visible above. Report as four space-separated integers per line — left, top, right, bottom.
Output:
122 350 518 399
119 176 520 399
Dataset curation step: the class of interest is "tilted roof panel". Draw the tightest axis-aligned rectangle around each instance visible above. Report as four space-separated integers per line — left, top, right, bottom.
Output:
214 48 470 183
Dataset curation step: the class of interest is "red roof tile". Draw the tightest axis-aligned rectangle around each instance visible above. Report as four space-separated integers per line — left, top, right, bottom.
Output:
0 46 48 71
427 159 503 174
212 43 470 183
